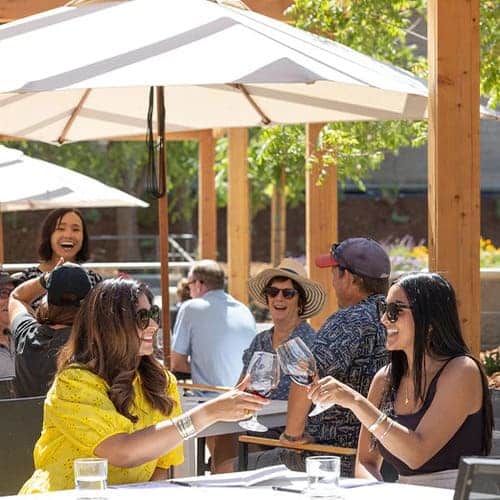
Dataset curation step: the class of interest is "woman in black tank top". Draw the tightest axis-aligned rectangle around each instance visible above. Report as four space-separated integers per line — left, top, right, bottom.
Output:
308 272 493 488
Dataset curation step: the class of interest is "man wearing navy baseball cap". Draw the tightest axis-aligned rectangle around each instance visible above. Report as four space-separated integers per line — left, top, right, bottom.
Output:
274 238 391 477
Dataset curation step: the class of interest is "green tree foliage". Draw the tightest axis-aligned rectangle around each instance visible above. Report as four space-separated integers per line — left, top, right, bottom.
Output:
480 0 499 108
251 0 497 198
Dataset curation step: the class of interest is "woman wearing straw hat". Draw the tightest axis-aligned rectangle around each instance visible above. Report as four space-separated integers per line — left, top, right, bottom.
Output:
243 258 326 401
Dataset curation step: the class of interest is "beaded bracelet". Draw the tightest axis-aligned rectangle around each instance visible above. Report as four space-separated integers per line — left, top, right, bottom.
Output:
367 412 387 434
171 414 197 440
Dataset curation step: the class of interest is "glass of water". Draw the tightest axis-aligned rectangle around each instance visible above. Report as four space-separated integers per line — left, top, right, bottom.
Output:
305 456 343 499
74 458 108 499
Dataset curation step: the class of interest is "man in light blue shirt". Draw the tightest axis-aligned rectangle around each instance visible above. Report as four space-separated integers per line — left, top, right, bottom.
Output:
171 259 256 473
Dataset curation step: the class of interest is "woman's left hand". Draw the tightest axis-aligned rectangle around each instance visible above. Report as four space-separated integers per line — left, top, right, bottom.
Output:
308 376 356 409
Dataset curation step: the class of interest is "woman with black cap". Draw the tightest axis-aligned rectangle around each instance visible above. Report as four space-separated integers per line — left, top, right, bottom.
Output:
8 262 93 397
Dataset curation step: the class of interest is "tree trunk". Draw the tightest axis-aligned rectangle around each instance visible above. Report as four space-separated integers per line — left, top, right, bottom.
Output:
271 166 287 266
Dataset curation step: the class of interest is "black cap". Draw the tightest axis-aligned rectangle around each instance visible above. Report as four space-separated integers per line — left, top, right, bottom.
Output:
47 263 92 307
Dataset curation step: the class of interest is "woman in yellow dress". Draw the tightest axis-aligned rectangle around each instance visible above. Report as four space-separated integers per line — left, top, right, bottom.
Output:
21 278 267 493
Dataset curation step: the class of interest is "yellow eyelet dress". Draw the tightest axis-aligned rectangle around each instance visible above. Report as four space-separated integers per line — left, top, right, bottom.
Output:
20 367 184 493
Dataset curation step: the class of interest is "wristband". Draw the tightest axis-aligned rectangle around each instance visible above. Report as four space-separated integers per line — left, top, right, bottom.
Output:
281 432 304 442
171 414 197 440
367 412 387 434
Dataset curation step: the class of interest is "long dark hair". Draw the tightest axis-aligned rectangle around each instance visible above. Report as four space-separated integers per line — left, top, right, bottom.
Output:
385 272 492 454
38 208 90 263
58 278 174 422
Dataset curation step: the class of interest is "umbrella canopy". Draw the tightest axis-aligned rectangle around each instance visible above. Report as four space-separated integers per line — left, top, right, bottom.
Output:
0 145 148 210
0 0 430 144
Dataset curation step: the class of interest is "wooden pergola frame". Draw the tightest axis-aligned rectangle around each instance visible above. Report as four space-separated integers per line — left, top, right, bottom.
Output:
0 0 481 355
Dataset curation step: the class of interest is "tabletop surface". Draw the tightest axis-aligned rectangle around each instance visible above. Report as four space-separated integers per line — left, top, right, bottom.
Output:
0 466 454 500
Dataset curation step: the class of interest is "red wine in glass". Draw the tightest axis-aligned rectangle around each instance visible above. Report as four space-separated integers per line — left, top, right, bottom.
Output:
239 351 279 432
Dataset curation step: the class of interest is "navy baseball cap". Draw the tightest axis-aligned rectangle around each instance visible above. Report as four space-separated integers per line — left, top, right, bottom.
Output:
47 263 92 307
315 237 391 279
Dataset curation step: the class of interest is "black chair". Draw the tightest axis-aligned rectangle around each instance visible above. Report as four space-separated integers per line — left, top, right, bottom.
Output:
453 456 500 500
0 396 45 496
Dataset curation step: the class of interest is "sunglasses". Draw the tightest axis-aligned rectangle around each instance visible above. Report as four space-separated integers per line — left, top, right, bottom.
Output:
264 286 298 300
136 305 161 329
377 300 411 323
0 287 13 299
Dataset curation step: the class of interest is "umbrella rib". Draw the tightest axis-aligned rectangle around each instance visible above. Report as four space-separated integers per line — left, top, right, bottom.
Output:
230 83 271 125
58 88 91 144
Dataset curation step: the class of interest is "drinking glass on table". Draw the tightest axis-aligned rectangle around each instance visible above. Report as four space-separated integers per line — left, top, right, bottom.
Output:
74 458 107 499
306 456 342 499
239 351 279 432
276 337 334 417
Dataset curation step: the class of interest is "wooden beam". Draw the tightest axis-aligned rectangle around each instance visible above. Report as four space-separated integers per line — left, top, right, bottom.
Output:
427 0 480 354
243 0 293 21
305 123 337 330
198 130 217 260
0 0 64 22
227 128 249 304
0 0 294 21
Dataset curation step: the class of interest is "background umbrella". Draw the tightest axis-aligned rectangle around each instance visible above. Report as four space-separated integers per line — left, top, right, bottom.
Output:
0 144 148 261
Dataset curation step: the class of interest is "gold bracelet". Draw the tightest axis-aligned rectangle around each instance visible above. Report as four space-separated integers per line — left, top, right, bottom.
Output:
367 412 387 433
379 418 394 442
171 414 197 440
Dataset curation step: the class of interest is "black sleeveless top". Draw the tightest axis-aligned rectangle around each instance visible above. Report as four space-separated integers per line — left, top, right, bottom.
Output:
378 358 485 476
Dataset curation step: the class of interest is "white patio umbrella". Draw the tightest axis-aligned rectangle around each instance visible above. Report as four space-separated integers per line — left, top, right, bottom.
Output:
0 144 148 261
0 0 431 144
0 145 148 210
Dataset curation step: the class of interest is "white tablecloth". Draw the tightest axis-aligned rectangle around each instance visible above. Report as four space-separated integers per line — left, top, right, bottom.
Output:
0 466 454 500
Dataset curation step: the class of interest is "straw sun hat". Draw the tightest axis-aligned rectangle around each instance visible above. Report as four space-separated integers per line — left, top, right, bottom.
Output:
248 258 326 319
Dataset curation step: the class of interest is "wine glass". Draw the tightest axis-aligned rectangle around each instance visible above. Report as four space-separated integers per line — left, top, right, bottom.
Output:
276 337 334 417
239 351 279 432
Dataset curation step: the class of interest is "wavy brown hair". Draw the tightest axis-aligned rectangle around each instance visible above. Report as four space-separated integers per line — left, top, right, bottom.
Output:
58 278 174 422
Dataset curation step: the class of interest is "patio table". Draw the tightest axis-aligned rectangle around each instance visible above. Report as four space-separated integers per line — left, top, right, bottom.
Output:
0 466 454 500
175 397 288 477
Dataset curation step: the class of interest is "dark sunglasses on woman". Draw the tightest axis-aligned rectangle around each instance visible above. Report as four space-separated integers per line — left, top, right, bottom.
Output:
136 305 161 329
377 299 410 323
264 286 298 300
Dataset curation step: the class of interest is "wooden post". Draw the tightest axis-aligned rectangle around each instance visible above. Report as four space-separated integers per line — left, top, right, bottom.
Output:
0 211 4 263
270 166 286 266
198 130 217 260
227 128 250 304
427 0 480 354
305 123 337 330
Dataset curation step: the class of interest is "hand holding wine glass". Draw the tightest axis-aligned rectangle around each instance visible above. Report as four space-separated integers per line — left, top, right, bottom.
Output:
238 351 279 432
276 337 334 417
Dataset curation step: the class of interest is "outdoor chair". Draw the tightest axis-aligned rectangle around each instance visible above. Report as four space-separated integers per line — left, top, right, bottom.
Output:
453 456 500 500
0 376 15 398
237 434 356 472
0 395 45 496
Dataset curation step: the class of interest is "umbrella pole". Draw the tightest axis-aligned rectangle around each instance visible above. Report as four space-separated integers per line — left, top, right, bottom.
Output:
0 210 4 264
156 86 171 368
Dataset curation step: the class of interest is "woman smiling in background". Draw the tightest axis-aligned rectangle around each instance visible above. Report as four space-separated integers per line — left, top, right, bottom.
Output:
17 208 102 307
